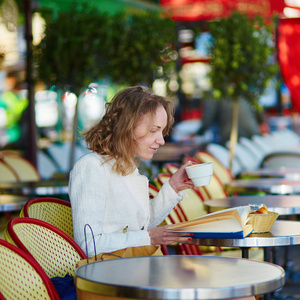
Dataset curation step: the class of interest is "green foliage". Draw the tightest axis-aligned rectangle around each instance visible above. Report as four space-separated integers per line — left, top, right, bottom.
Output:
108 11 176 85
34 6 111 94
207 11 278 108
34 6 176 93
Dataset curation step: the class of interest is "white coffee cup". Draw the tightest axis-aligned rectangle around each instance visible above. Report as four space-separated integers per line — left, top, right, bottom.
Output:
185 162 213 187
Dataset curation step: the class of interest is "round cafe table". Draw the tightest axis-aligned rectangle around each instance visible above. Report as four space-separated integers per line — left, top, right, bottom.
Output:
204 195 300 215
0 179 69 197
75 255 285 300
225 178 300 195
240 168 300 180
0 195 31 212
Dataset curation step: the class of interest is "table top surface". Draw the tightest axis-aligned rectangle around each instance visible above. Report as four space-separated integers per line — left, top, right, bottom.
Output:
75 255 284 300
241 168 300 180
0 179 69 196
225 178 300 194
204 195 300 215
188 220 300 248
0 194 30 212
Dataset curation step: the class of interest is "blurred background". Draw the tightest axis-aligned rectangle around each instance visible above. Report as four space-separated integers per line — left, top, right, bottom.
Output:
0 0 300 179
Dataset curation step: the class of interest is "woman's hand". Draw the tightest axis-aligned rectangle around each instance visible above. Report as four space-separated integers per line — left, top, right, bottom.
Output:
168 161 195 193
149 225 193 245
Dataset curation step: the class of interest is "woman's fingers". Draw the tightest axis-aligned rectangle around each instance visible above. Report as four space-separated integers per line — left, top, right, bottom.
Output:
160 236 193 245
149 226 194 245
161 229 194 244
169 161 195 193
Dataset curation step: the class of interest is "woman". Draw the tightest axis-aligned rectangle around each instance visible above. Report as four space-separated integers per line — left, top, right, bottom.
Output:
69 85 195 256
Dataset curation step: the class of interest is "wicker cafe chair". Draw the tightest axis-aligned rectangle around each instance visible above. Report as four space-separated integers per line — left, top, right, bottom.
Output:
194 150 234 185
0 150 41 182
155 173 207 220
148 184 169 255
21 197 74 238
149 184 159 199
0 291 5 300
0 239 60 300
163 162 180 175
164 202 203 255
0 160 18 182
183 154 228 200
181 155 211 201
6 217 86 278
154 173 206 255
260 151 300 169
206 143 243 177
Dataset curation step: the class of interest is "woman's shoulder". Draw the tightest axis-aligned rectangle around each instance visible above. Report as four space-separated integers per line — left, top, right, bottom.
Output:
77 152 103 163
72 152 106 171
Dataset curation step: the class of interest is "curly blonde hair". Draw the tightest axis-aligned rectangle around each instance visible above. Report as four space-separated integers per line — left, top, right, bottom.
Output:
85 86 174 175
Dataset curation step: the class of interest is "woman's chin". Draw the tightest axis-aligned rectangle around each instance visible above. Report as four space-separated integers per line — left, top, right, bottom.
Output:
137 154 154 161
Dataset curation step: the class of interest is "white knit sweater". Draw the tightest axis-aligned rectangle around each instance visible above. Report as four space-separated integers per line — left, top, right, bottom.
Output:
68 152 182 256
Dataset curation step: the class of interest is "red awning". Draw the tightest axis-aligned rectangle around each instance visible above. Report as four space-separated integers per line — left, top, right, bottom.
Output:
159 0 286 21
278 18 300 113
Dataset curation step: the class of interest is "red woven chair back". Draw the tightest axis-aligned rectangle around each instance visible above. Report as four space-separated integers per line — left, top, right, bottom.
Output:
154 173 206 255
7 217 86 278
149 184 159 199
22 197 73 238
0 238 60 299
163 163 180 175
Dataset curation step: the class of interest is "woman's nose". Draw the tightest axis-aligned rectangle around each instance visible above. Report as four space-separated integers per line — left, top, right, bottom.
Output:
157 134 165 145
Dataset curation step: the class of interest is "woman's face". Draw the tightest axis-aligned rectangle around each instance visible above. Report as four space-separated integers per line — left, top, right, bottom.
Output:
133 105 167 160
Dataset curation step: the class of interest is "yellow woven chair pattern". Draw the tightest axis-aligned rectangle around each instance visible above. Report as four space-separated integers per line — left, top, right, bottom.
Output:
19 207 25 217
155 173 207 220
7 218 86 278
201 174 228 200
0 151 41 182
179 188 208 219
0 161 18 182
162 163 180 175
195 186 211 201
22 197 73 238
149 184 159 199
0 239 59 300
3 228 16 246
154 174 209 255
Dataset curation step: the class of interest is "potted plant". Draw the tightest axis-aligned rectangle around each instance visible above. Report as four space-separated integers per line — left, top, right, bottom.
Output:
204 11 278 172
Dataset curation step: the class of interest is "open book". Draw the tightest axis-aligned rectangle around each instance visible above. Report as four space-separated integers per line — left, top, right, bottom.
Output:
166 205 253 239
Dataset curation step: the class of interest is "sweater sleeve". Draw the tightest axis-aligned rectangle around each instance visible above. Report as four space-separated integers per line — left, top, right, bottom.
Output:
148 179 183 229
69 155 150 256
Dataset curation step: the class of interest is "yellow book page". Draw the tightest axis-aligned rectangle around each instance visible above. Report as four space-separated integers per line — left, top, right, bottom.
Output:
170 218 242 233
